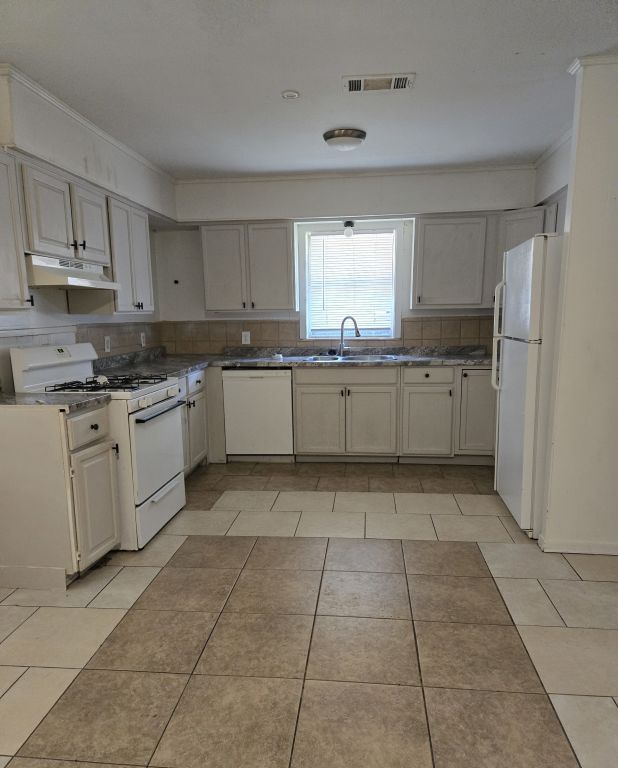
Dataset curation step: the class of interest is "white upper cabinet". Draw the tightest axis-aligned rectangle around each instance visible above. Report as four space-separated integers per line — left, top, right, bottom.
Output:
70 184 111 265
129 208 154 312
202 221 294 311
202 225 247 310
246 222 294 310
498 207 546 254
0 151 30 309
413 217 487 308
23 165 75 259
109 199 153 313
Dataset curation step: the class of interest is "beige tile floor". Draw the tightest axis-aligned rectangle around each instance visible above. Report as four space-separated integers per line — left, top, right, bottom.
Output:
0 462 617 767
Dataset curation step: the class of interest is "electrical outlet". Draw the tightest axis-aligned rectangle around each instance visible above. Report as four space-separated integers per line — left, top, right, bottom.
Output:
140 332 146 347
241 331 251 345
104 336 111 353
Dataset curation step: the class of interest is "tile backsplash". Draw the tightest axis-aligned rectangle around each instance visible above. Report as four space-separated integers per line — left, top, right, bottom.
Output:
160 317 494 355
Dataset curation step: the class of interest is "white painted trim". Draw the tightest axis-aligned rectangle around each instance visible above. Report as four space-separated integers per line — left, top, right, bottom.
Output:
0 64 173 181
568 54 618 75
176 162 537 186
534 130 572 168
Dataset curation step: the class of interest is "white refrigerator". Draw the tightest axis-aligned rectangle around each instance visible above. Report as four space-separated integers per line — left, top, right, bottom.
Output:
492 234 563 536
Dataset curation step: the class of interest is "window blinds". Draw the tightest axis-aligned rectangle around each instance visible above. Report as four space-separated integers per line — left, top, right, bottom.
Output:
306 230 396 337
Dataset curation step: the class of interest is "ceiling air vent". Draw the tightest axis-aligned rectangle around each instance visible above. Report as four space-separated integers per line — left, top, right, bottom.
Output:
343 73 416 93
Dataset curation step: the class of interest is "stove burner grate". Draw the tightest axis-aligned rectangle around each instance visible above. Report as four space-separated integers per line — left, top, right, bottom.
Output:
45 373 168 393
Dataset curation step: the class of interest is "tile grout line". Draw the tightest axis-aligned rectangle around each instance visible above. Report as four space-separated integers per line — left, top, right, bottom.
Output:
402 538 437 768
144 536 259 767
285 538 328 768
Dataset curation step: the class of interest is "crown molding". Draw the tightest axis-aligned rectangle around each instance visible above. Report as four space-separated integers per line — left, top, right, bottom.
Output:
569 53 618 75
175 162 536 186
0 63 173 182
535 129 572 167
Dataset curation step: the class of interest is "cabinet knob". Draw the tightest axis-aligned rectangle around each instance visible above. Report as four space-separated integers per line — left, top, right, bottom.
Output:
196 379 202 385
424 372 430 378
90 423 99 431
242 302 246 308
251 301 255 308
463 372 468 378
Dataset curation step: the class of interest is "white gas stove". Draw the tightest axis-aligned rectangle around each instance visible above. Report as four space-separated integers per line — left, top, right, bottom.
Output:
10 343 186 550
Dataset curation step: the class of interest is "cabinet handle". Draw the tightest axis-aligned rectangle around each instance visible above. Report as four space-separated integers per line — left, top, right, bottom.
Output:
417 295 421 303
90 423 99 431
71 240 78 250
449 389 452 397
242 302 246 308
26 295 34 307
251 301 255 308
340 389 344 397
347 388 351 397
79 240 86 250
196 379 202 385
424 372 430 378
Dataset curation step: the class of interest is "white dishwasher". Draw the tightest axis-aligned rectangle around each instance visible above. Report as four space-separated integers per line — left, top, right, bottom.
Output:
223 369 294 455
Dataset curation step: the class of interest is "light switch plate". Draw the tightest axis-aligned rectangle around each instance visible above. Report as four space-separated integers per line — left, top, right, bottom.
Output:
140 332 146 347
104 336 111 353
241 331 251 345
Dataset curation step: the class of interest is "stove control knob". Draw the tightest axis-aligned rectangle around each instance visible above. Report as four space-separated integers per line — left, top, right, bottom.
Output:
167 386 178 398
138 397 152 409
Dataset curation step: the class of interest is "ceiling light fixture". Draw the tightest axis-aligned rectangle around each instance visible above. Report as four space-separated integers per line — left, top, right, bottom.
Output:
323 128 366 151
343 220 354 237
281 90 300 99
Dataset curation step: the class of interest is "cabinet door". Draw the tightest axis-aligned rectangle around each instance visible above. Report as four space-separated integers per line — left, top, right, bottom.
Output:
247 222 294 309
108 199 136 311
414 217 487 307
130 208 154 311
402 386 454 455
188 390 208 467
71 441 120 571
201 225 248 310
459 370 496 454
499 207 546 253
70 184 111 265
346 386 398 455
0 152 30 309
294 385 346 454
23 166 75 259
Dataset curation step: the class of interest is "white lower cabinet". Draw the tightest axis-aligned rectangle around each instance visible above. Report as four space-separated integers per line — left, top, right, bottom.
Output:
294 371 398 456
401 385 454 456
346 386 398 455
71 440 120 570
188 389 208 467
179 374 208 472
458 369 496 454
294 385 346 454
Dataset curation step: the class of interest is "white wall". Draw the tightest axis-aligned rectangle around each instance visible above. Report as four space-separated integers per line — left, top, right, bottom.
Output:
175 165 536 222
543 56 618 554
535 132 572 204
0 65 175 219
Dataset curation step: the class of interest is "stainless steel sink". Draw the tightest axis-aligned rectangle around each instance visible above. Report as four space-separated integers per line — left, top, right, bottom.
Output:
307 355 342 362
345 354 398 361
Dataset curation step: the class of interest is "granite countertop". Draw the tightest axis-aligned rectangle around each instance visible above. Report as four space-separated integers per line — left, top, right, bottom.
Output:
97 346 492 379
0 392 111 412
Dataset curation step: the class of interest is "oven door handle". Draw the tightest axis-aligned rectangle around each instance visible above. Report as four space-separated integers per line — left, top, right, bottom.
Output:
134 400 186 424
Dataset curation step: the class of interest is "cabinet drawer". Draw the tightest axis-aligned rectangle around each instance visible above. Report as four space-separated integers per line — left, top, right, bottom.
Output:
67 406 110 450
403 367 454 384
294 367 398 386
188 369 206 394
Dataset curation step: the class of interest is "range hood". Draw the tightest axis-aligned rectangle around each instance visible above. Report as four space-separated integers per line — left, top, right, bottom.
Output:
25 254 120 290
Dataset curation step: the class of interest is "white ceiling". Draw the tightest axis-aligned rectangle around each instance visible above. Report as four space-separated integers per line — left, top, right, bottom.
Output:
0 0 616 178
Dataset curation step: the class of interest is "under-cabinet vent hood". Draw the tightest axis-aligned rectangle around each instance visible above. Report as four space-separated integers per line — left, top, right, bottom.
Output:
25 254 120 290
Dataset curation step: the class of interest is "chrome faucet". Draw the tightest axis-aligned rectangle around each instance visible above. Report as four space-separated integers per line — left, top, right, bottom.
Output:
338 315 361 356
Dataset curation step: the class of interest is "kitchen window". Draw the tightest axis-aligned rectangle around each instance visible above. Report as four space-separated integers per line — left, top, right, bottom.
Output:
296 219 413 339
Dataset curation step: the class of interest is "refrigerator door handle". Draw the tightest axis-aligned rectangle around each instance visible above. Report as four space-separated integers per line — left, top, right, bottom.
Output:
493 280 505 336
491 337 502 391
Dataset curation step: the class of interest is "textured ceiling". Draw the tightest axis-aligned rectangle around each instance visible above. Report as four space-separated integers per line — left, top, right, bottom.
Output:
0 0 616 177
